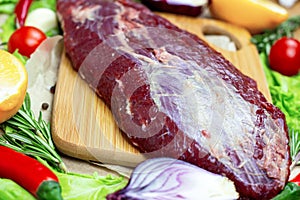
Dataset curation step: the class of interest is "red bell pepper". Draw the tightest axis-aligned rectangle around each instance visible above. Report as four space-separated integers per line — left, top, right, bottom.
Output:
290 173 300 186
0 145 63 200
14 0 33 27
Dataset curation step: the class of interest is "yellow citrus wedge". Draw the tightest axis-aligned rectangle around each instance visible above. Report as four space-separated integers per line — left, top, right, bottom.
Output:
0 49 28 123
209 0 289 34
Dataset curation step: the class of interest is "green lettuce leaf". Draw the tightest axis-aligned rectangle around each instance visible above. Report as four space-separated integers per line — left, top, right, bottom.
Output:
56 172 128 200
0 14 15 43
29 0 57 12
0 178 36 200
272 183 300 200
34 157 128 200
0 0 18 14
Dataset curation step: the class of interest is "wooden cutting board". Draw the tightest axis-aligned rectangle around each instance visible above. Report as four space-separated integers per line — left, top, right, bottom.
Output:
52 13 271 167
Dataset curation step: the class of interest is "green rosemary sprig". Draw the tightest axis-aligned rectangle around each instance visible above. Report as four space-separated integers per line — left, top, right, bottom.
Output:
251 15 300 55
0 93 67 173
290 129 300 168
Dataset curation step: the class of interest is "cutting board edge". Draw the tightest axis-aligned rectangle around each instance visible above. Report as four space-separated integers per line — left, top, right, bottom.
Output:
52 120 147 167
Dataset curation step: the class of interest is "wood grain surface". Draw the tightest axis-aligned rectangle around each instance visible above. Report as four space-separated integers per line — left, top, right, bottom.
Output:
52 14 271 167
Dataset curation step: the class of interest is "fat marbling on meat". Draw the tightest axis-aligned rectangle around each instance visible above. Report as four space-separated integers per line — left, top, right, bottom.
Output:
56 0 291 199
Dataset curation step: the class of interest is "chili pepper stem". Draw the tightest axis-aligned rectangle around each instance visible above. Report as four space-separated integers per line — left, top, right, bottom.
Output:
0 146 63 199
36 181 63 200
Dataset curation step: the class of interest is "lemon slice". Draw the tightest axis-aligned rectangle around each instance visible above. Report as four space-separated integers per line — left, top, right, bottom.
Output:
209 0 289 34
0 49 28 123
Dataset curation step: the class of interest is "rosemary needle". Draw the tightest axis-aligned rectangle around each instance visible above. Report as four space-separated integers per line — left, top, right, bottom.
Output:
0 93 67 173
290 130 300 168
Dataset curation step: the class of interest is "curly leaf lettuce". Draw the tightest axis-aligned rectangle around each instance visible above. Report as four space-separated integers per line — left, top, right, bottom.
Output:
261 52 300 119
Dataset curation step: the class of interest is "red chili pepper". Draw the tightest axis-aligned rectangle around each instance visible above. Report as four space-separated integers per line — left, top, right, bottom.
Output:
0 145 63 200
14 0 33 27
290 173 300 186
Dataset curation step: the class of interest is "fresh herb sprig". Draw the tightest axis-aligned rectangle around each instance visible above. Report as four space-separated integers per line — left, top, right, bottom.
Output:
251 15 300 55
0 93 67 173
291 130 300 168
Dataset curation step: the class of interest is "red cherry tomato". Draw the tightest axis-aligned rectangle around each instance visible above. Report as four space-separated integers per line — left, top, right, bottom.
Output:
268 37 300 76
7 26 46 58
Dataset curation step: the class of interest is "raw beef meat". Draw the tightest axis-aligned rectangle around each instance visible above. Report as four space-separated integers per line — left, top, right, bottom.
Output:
56 0 291 199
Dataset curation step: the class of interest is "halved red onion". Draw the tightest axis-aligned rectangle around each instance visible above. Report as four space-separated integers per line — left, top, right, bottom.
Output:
106 157 239 200
141 0 209 17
